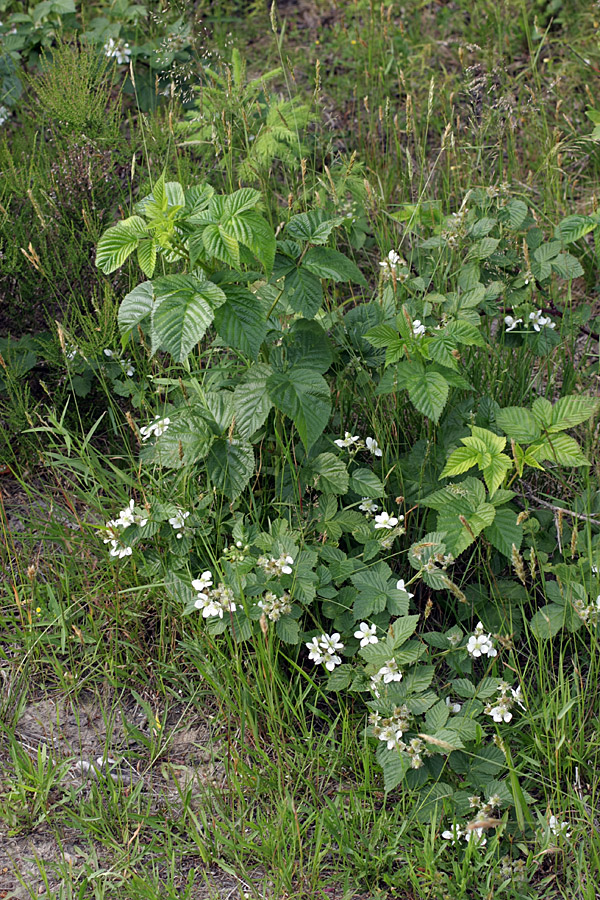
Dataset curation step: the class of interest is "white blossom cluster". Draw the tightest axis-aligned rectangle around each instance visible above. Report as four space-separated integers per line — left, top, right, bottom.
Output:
379 249 408 281
334 432 382 456
257 554 294 576
168 509 190 538
572 592 600 626
547 814 571 839
104 38 131 65
103 499 147 558
466 621 497 659
258 590 292 621
305 633 344 671
369 705 411 750
103 349 135 377
504 309 556 332
442 793 502 848
140 416 171 441
369 658 403 697
484 681 524 723
192 571 237 618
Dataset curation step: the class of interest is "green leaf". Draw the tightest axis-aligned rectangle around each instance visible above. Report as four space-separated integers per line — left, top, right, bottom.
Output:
529 603 566 639
389 615 420 649
118 281 154 336
438 502 496 556
141 412 212 468
164 181 185 208
496 407 540 442
225 208 276 274
349 468 385 498
285 210 343 245
275 615 300 644
283 266 323 318
530 433 590 466
96 216 147 273
532 396 553 428
420 730 464 752
425 700 450 733
406 368 449 423
550 395 599 430
214 286 266 360
379 748 410 793
223 188 262 216
206 438 255 500
136 239 157 277
482 452 513 495
267 367 331 450
152 280 224 363
302 247 367 285
310 453 349 494
554 215 596 245
232 363 273 438
202 223 240 268
326 664 353 691
498 199 528 229
484 507 523 557
440 445 480 479
284 320 333 374
152 171 167 211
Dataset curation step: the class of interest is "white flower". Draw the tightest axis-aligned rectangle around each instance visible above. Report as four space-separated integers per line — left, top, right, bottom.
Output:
466 622 497 658
442 824 463 844
257 554 294 576
504 315 523 332
195 595 222 617
359 498 379 513
104 37 131 65
378 659 402 684
139 416 171 441
334 431 361 449
122 359 135 377
446 697 462 714
354 622 378 647
489 705 512 723
0 106 10 126
257 590 292 622
108 540 132 559
395 579 414 599
168 510 190 538
548 815 571 838
103 348 114 357
115 499 147 529
379 725 405 750
379 249 405 279
192 571 213 594
529 310 556 332
374 512 399 530
412 319 426 337
365 436 382 457
305 636 323 664
321 651 342 671
319 632 344 654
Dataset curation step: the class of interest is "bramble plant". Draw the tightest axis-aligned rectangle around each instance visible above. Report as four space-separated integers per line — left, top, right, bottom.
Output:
95 172 599 819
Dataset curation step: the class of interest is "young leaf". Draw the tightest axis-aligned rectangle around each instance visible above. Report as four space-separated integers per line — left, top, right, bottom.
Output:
96 216 147 273
136 239 157 277
496 407 540 442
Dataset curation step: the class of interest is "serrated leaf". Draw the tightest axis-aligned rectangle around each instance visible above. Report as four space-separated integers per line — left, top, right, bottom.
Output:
484 507 522 557
482 452 513 495
152 279 224 362
302 247 367 285
419 729 464 752
531 433 590 466
425 700 450 732
284 320 332 373
137 239 157 277
141 412 212 468
554 214 596 245
440 445 480 479
275 615 300 644
96 216 147 273
498 199 528 229
310 453 349 494
406 368 449 423
379 748 410 793
326 664 353 691
223 188 261 216
202 222 240 268
389 615 420 648
206 438 255 500
349 468 385 498
286 210 343 245
267 367 331 450
529 603 566 639
550 395 599 430
496 407 540 442
232 363 273 438
118 281 154 335
214 286 266 360
282 265 323 317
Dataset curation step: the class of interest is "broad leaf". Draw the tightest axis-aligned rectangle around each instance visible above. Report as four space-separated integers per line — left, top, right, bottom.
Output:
267 367 331 450
496 407 540 442
310 453 349 495
484 507 523 557
283 265 323 317
207 438 255 500
96 216 147 273
406 368 449 423
529 603 566 640
283 320 333 374
232 363 273 438
286 210 344 245
152 277 225 362
302 247 367 285
137 239 157 277
214 286 266 360
118 281 154 335
550 395 599 430
349 468 385 498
